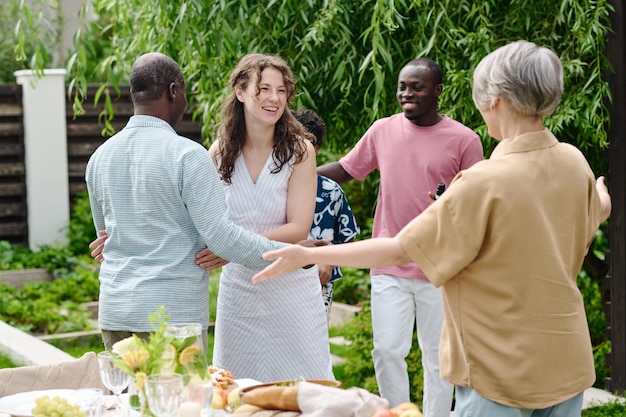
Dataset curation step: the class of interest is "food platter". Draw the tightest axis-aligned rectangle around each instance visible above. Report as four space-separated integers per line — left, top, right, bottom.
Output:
0 390 76 417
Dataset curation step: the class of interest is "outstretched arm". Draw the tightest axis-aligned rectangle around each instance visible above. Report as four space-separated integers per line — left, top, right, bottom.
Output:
252 237 410 283
317 161 353 184
197 141 317 271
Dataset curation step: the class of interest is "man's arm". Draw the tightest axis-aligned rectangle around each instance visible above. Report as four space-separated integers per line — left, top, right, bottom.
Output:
184 149 283 271
317 161 354 184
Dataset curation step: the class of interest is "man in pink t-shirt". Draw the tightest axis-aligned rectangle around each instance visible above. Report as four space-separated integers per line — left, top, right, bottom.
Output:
318 58 483 417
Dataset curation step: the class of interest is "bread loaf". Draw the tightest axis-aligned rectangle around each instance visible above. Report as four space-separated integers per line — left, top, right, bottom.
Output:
241 385 300 411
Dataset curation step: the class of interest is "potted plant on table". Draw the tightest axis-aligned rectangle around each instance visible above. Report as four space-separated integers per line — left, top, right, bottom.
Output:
109 307 210 416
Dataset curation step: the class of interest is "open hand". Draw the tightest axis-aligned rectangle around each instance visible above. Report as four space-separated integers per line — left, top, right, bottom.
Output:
252 245 311 283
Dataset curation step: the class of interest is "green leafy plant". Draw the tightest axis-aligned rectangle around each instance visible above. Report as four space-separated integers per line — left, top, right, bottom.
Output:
66 191 97 258
110 307 208 409
1 0 60 81
338 301 424 403
332 267 371 306
0 241 78 273
583 398 626 416
0 267 98 334
15 1 613 171
0 352 17 369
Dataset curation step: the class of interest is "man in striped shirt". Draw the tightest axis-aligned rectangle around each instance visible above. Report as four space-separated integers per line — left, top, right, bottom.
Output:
85 52 283 350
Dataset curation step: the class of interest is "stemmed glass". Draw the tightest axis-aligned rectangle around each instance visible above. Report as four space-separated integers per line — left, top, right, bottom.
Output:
97 351 131 416
144 374 184 417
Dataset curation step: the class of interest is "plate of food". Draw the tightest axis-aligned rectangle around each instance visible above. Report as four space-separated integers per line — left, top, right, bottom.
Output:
0 389 77 417
238 379 342 412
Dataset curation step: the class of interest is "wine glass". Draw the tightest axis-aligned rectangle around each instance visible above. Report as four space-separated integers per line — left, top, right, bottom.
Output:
144 373 184 417
97 351 131 416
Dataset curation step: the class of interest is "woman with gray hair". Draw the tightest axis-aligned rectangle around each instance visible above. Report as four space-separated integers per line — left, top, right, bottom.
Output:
252 40 611 416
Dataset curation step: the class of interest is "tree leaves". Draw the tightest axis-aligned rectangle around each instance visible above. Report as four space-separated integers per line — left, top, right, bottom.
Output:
12 0 613 173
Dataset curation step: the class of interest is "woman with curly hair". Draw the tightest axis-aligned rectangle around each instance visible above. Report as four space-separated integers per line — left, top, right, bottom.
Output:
197 53 334 382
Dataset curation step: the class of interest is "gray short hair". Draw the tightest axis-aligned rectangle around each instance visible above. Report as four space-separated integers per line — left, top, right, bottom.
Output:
472 40 563 118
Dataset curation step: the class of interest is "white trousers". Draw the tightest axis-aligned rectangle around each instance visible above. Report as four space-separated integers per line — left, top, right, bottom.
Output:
371 274 453 417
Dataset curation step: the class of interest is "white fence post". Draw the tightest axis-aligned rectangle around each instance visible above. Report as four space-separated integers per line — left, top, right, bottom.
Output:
14 69 69 251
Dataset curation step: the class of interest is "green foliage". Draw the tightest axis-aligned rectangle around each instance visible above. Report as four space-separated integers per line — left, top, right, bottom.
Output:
339 302 377 393
0 240 35 270
578 227 611 388
583 397 626 416
340 301 424 404
0 265 99 334
593 340 612 389
47 334 105 359
332 267 371 306
15 0 613 171
1 0 60 81
66 191 97 257
209 271 220 324
579 268 607 347
0 241 76 273
0 352 17 369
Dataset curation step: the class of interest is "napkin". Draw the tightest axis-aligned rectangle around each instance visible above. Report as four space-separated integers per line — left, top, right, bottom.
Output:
0 352 108 397
297 381 389 417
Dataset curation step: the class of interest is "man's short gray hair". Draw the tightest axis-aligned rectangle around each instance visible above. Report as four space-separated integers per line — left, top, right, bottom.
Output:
472 40 563 118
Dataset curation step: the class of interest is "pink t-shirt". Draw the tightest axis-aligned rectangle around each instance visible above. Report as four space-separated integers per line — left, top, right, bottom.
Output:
340 113 483 280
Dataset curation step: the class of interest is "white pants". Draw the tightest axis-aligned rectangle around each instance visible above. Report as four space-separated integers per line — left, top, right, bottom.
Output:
371 274 453 417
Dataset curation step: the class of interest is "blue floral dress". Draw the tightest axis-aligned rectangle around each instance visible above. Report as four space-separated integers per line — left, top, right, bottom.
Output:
308 174 360 313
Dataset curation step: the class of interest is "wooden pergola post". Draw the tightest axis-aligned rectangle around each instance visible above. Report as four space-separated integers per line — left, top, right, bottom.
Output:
606 0 626 394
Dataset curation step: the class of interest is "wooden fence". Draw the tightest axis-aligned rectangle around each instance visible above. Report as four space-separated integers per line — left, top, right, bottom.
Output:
0 84 27 246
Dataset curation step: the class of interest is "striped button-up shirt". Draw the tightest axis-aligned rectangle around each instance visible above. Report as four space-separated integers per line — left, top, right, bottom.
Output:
86 115 281 332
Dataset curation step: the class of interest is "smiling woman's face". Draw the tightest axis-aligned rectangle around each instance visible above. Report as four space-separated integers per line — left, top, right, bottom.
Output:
237 67 287 127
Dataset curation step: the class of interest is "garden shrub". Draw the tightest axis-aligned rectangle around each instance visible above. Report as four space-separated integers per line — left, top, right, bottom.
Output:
0 262 99 334
582 398 626 417
332 267 371 306
66 191 97 258
340 301 425 404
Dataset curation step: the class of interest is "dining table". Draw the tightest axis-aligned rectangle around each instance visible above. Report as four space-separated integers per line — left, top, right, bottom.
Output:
0 379 395 417
0 379 259 417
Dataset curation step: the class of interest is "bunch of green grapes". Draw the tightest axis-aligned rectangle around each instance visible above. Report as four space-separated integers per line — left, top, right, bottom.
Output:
31 395 86 417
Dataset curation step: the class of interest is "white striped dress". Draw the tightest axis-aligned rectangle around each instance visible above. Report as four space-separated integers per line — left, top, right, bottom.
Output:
212 153 334 382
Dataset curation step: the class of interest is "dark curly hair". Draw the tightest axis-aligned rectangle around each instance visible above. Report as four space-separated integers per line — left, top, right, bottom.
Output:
215 53 313 184
291 107 327 148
